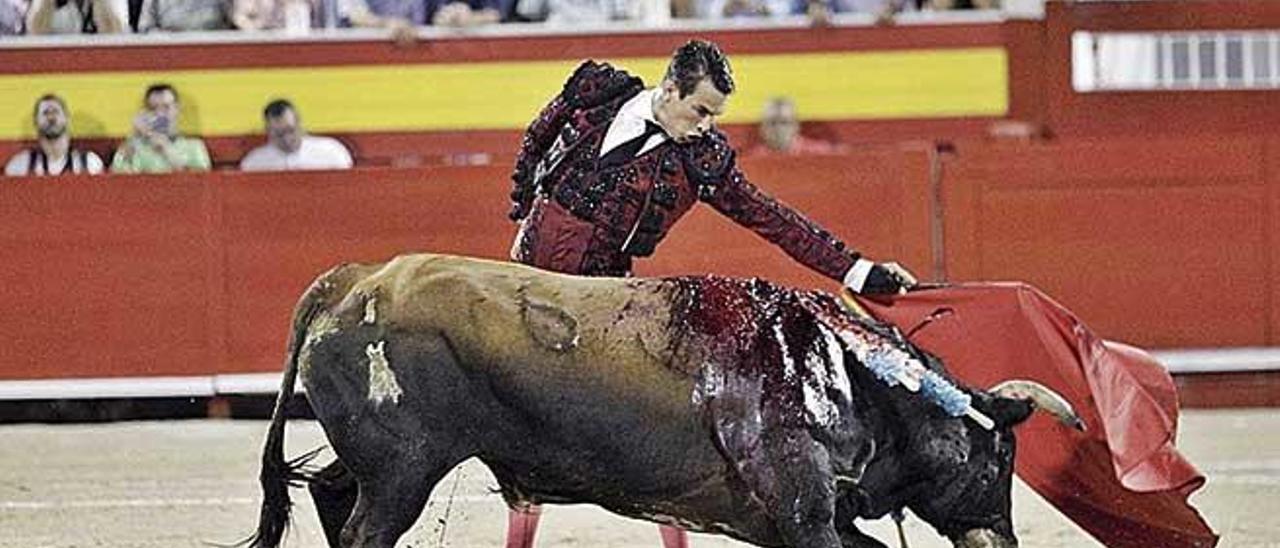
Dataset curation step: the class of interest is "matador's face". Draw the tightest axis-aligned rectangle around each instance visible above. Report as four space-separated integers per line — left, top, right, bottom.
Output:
655 77 727 144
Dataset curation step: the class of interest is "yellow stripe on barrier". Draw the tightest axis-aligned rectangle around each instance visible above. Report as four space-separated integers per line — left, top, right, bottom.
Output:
0 49 1005 139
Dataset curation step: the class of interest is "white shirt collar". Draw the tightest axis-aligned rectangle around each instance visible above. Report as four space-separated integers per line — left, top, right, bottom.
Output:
599 88 669 159
625 87 661 124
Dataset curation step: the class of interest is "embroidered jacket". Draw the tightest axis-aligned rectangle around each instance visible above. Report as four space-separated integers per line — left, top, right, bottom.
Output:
509 61 860 280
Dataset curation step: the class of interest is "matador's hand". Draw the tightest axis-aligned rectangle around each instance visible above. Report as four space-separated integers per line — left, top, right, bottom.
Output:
844 258 918 295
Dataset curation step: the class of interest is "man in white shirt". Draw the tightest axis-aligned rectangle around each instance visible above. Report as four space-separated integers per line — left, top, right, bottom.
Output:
239 99 354 172
25 0 126 34
4 94 105 176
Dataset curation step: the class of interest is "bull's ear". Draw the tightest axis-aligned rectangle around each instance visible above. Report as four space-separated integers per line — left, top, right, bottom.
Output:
986 397 1034 428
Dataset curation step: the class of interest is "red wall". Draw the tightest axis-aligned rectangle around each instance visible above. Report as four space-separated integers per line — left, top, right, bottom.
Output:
8 1 1280 382
3 138 1278 381
0 167 497 380
0 151 933 380
943 136 1280 348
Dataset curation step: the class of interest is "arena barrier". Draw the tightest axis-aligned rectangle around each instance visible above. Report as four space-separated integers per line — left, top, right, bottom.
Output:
0 150 927 384
6 1 1280 403
3 140 1280 405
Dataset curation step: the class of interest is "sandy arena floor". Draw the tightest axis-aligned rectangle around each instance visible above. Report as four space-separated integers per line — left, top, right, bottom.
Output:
0 409 1275 547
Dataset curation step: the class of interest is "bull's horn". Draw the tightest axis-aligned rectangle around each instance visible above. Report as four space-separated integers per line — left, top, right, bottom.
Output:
990 380 1086 431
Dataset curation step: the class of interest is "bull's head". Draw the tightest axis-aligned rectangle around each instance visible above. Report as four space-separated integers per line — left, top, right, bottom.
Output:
904 380 1082 548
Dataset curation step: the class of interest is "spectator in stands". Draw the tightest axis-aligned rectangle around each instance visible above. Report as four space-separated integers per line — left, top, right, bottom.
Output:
111 83 211 173
683 0 790 19
427 0 499 25
926 0 996 9
233 0 345 31
0 0 28 34
230 0 284 29
25 0 126 33
136 0 231 30
337 0 416 42
239 99 353 171
803 0 916 25
327 0 506 44
5 94 105 176
516 0 667 25
234 0 504 38
747 97 842 156
340 0 499 32
718 0 788 17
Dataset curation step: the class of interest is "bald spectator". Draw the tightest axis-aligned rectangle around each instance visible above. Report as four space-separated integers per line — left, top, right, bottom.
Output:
748 97 843 156
111 83 211 174
25 0 126 33
5 94 105 177
239 99 353 171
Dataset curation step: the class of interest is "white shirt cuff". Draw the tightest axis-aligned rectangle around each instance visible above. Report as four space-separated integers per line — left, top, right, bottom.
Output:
843 258 875 292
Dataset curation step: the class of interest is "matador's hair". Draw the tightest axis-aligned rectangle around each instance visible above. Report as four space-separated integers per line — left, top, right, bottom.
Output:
665 40 735 99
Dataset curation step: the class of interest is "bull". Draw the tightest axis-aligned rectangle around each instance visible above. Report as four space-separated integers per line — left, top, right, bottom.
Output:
246 253 1081 548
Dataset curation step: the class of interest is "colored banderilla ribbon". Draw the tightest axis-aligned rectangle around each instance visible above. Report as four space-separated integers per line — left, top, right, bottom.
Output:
839 290 995 431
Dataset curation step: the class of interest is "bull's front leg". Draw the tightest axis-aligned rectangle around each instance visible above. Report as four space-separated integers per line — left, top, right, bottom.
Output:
836 526 890 548
834 493 889 548
753 428 844 548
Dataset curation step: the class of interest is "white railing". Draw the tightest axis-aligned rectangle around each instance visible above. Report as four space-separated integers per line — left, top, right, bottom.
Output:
1074 29 1280 91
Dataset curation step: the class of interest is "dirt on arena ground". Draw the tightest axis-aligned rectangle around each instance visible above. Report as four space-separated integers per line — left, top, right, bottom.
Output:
1 409 1276 547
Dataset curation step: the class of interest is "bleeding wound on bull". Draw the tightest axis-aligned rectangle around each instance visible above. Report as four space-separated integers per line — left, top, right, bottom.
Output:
519 297 580 352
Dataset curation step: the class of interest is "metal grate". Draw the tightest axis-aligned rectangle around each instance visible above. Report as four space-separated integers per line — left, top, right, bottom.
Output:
1073 30 1280 91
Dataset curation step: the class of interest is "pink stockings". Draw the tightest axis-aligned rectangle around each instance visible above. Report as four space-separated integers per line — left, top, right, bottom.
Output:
504 506 689 548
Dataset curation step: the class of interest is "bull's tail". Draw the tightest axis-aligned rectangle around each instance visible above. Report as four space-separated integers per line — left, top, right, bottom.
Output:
243 282 331 548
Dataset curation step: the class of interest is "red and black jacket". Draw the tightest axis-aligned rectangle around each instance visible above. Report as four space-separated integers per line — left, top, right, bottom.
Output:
509 61 860 281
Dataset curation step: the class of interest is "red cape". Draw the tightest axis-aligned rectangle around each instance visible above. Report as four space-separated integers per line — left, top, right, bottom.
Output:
855 283 1218 548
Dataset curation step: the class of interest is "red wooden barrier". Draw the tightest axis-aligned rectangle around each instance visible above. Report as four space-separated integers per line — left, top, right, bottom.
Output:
3 136 1278 382
943 136 1276 348
1 179 216 379
0 151 931 381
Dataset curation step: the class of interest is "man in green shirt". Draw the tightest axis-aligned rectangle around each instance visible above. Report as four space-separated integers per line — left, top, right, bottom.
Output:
111 83 211 173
